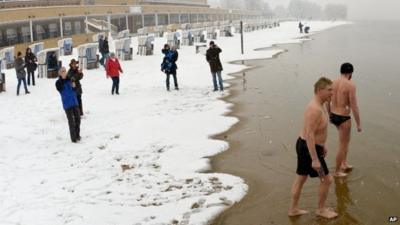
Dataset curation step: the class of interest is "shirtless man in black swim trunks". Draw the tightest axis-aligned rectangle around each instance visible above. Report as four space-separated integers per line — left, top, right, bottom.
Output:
289 77 338 219
329 63 362 177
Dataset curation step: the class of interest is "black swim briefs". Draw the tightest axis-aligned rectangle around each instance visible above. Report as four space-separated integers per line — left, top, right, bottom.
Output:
296 137 329 178
330 113 351 127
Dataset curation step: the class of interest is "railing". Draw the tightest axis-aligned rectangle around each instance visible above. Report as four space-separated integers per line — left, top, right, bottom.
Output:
138 0 207 6
0 0 81 9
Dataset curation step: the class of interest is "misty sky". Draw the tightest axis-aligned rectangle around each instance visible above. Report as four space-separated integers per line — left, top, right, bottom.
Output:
266 0 400 20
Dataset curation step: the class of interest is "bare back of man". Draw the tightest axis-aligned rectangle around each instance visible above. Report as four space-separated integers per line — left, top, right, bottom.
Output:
330 63 361 177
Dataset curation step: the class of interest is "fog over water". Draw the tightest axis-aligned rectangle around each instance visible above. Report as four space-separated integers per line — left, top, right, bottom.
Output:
266 0 400 21
208 0 400 21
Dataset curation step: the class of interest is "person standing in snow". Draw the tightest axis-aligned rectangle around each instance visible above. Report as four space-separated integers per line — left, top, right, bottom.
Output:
98 35 104 64
100 36 110 67
206 41 224 92
161 44 179 91
25 47 37 86
55 67 81 143
67 59 84 116
298 22 304 33
106 52 123 95
15 51 30 96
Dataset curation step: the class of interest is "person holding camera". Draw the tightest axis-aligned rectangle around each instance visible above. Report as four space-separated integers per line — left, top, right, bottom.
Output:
56 67 81 143
25 47 37 86
67 59 84 116
161 44 179 91
206 41 224 92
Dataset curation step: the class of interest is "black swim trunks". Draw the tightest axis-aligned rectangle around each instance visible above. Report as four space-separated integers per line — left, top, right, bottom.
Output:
296 137 329 178
330 113 351 127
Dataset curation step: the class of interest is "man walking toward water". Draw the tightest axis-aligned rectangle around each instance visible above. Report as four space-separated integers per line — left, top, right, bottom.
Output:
289 77 338 219
329 63 362 177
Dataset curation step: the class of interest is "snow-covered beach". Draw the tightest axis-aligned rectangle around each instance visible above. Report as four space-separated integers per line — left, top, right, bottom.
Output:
0 21 347 225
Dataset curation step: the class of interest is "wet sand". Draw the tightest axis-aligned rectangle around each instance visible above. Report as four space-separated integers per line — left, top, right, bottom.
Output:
210 22 400 225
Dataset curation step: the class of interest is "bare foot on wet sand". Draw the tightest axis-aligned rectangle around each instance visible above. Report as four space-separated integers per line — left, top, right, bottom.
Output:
288 208 309 217
333 171 348 178
341 164 354 172
315 208 338 219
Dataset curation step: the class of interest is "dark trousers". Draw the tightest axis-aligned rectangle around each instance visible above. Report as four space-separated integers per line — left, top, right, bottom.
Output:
65 106 81 142
77 94 83 116
166 72 178 90
27 70 35 86
111 77 120 94
17 78 29 95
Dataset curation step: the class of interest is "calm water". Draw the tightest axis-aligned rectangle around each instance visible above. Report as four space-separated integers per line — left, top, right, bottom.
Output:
212 21 400 225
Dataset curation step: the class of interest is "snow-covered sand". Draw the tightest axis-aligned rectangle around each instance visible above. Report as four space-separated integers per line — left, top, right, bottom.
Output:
0 21 347 225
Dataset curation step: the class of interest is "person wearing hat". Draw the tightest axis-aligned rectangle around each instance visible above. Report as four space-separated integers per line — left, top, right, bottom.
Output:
206 41 224 91
161 44 179 91
67 59 84 116
56 66 81 143
105 52 123 95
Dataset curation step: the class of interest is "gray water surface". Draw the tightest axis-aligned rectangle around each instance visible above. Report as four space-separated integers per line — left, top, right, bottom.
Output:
212 21 400 225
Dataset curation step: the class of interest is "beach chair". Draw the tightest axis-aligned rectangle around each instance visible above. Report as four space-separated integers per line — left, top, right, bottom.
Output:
58 38 73 56
0 47 15 69
77 43 99 70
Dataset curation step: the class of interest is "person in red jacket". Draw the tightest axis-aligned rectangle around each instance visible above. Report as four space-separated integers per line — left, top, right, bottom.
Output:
106 52 123 95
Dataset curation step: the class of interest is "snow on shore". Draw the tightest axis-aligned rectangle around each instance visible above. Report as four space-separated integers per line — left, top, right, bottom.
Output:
0 21 347 225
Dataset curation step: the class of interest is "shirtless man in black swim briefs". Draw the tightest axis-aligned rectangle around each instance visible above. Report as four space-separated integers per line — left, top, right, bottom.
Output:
329 63 362 177
289 77 338 219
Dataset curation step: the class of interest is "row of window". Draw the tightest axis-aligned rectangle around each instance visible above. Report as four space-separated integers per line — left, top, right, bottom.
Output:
0 13 260 48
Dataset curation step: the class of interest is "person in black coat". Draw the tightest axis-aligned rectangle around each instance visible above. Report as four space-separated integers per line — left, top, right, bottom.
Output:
100 36 110 67
298 22 304 33
56 66 81 143
206 41 224 91
161 44 179 91
25 48 37 86
67 59 84 116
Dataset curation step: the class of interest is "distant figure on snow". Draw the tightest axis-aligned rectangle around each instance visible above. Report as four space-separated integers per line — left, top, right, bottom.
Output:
304 25 310 34
100 36 110 67
15 51 30 96
206 41 224 91
161 44 179 91
56 67 81 143
298 22 304 33
106 52 123 95
25 47 37 86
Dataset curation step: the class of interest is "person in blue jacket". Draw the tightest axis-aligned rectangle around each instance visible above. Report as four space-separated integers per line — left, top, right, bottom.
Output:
161 44 179 91
55 67 81 143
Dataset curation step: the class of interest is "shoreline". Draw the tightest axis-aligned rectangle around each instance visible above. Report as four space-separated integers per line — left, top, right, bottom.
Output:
208 55 284 225
208 32 336 225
